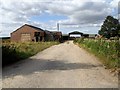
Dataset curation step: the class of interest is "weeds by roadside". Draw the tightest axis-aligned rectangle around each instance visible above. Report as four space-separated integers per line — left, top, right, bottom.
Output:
74 38 120 69
2 41 59 67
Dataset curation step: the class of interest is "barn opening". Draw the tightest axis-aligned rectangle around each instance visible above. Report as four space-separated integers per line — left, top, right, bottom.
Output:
69 31 83 40
69 34 81 38
34 32 42 42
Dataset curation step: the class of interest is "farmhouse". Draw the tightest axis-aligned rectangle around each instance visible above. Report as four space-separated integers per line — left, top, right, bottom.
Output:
11 24 62 42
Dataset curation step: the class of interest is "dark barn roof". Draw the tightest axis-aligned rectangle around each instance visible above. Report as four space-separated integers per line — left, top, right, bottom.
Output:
11 24 44 34
25 24 44 32
69 31 83 35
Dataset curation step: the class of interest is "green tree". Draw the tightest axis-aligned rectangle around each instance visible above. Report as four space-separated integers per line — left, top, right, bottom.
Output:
117 24 120 37
98 16 119 39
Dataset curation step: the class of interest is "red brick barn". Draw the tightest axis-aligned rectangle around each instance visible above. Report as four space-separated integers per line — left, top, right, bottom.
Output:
11 24 45 42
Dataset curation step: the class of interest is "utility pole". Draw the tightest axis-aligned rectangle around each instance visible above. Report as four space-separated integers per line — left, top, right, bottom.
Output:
57 23 59 31
118 1 120 23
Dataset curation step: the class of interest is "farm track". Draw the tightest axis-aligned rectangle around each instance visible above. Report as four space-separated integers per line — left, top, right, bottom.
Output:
2 41 118 88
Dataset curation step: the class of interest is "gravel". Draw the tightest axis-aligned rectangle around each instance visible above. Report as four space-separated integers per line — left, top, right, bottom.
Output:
2 41 118 88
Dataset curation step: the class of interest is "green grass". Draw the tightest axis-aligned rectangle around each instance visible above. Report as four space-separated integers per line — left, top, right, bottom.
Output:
74 38 120 69
2 41 59 66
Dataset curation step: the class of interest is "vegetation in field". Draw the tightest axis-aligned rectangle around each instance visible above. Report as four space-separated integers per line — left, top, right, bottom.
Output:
2 41 59 66
74 38 120 69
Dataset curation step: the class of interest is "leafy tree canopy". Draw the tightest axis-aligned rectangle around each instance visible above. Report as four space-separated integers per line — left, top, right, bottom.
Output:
98 16 119 39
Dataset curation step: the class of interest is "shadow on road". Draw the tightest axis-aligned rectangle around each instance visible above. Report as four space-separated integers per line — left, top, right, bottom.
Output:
3 58 101 78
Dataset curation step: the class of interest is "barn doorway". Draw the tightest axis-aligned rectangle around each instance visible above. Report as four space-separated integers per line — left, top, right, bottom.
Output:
34 32 41 42
69 34 81 38
69 31 83 40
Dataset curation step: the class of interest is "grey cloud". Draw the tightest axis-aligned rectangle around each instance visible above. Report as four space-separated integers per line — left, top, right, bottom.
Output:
1 1 111 23
78 2 109 12
49 1 111 25
0 0 116 36
74 11 107 24
12 15 28 22
47 4 73 15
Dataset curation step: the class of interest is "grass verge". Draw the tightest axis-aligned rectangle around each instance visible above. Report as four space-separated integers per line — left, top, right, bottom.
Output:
2 41 59 67
74 38 120 69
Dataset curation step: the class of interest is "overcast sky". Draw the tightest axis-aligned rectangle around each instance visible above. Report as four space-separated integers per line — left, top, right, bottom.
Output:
0 0 120 37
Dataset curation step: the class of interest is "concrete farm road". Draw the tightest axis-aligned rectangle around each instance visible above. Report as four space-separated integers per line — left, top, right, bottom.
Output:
2 41 118 88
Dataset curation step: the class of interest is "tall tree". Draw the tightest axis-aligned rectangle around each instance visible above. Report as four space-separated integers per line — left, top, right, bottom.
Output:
117 23 120 37
98 16 119 39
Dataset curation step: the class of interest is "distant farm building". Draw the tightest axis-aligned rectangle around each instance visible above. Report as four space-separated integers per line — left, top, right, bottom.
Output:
11 24 62 42
44 30 54 41
62 34 69 41
52 31 62 41
83 34 97 39
89 34 97 39
61 31 97 41
69 31 83 40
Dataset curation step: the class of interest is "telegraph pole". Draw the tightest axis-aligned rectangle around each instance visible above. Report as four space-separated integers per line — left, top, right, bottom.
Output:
118 1 120 23
57 23 59 31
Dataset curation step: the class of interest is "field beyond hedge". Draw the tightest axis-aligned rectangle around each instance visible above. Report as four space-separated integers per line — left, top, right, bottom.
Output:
74 38 120 69
2 41 59 67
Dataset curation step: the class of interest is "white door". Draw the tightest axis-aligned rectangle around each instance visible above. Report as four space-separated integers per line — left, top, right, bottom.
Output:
21 33 31 42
